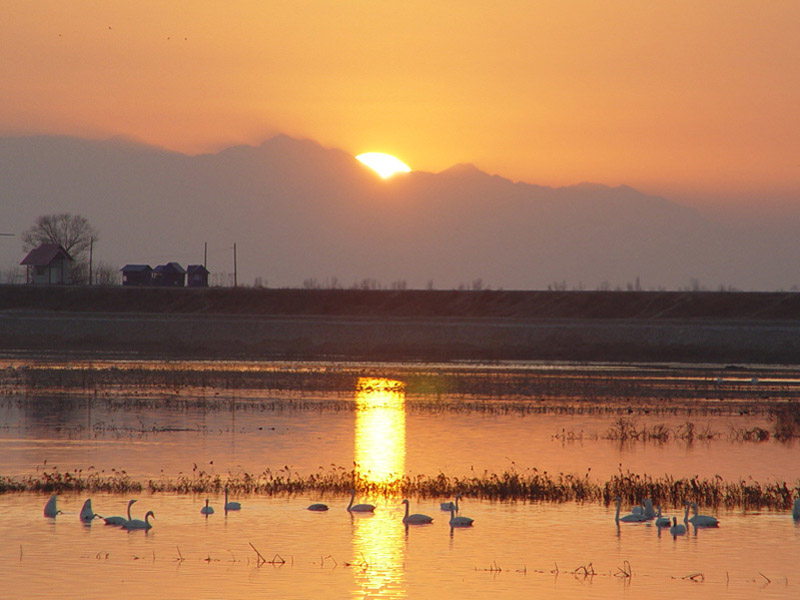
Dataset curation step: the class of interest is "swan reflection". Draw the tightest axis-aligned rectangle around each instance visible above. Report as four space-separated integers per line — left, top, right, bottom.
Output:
352 377 406 598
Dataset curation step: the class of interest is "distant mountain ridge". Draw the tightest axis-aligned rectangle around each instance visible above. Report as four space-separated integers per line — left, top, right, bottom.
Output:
0 134 796 290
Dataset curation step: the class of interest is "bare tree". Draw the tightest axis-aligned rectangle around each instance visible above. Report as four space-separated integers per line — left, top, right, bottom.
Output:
93 262 119 286
22 213 99 283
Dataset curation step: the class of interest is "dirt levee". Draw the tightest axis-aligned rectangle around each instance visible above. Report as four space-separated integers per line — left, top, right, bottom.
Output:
2 286 800 363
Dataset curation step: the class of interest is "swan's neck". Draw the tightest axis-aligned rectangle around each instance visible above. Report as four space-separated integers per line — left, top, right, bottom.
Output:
683 503 689 521
347 491 355 510
404 501 409 519
127 501 134 520
450 506 455 519
615 498 621 520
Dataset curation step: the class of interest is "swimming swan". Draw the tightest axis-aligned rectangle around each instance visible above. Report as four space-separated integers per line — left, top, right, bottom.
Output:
687 501 719 527
224 486 241 512
449 505 474 527
104 499 137 526
615 496 648 523
347 489 375 513
441 494 462 511
79 499 102 522
43 494 61 518
669 516 686 536
201 498 214 515
655 505 671 527
402 499 433 524
124 510 154 530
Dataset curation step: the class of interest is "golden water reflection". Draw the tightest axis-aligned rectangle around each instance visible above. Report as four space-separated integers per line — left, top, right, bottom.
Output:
353 377 407 599
354 377 406 488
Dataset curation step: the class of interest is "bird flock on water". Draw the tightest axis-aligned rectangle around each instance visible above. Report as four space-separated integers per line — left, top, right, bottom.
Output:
611 495 776 537
41 486 477 530
41 490 800 533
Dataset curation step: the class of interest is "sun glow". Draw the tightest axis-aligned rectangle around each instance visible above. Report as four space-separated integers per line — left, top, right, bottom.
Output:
356 153 411 178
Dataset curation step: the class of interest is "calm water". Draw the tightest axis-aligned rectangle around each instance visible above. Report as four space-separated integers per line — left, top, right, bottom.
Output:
2 361 799 599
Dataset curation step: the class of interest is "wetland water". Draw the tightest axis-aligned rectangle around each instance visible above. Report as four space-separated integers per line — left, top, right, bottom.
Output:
1 359 800 599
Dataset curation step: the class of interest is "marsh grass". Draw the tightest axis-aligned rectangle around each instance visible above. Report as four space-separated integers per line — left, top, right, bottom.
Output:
4 362 800 418
3 464 798 510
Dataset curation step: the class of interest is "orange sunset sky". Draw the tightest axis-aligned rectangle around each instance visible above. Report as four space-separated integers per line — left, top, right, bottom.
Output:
3 1 798 209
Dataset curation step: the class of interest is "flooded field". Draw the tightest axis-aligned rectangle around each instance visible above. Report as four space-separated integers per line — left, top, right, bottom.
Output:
1 358 799 599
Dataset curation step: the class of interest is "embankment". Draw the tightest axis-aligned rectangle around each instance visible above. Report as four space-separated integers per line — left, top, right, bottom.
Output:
2 286 800 363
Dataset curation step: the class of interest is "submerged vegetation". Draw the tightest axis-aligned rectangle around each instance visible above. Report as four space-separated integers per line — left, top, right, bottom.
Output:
2 465 798 511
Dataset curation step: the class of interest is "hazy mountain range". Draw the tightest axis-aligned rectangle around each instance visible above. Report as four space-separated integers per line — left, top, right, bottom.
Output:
1 134 797 291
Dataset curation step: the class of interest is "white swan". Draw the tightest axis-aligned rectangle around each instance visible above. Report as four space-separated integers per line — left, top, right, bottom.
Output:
104 499 137 526
79 499 101 522
792 498 800 520
124 510 154 530
347 489 375 513
224 486 241 512
643 498 656 520
449 505 473 527
43 494 61 518
669 516 686 536
654 505 670 527
441 494 462 511
201 498 214 515
687 501 719 527
615 496 648 523
307 503 329 511
402 499 433 524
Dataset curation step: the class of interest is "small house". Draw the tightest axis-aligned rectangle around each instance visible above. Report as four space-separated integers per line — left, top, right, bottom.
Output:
152 262 186 287
121 264 153 286
20 243 73 285
186 264 210 288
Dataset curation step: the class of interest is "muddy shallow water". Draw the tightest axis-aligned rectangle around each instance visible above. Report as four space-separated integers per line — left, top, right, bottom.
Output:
2 359 799 599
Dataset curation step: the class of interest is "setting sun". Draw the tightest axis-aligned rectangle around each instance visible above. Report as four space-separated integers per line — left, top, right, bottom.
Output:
356 152 411 179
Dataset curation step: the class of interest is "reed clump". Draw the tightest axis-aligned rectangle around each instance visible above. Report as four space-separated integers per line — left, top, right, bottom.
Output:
603 418 718 442
0 467 140 494
604 470 799 510
3 464 798 510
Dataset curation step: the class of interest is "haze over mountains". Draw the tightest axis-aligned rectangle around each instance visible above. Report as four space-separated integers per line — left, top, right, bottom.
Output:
1 134 797 291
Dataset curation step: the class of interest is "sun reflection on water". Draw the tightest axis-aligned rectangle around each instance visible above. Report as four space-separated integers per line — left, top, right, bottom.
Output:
354 377 406 488
353 377 407 598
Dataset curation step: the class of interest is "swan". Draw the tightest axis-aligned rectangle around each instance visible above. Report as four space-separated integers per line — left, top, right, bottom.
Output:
307 503 329 511
654 505 670 527
449 505 473 527
79 499 102 522
201 498 214 515
224 486 241 512
441 494 462 511
687 501 719 527
124 510 155 530
104 499 137 526
43 494 61 518
615 496 648 523
347 489 375 513
401 499 433 524
669 516 686 536
643 498 656 520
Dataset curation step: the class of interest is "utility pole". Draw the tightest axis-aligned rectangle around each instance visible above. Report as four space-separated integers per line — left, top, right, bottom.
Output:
204 242 207 268
233 243 237 288
88 237 94 285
